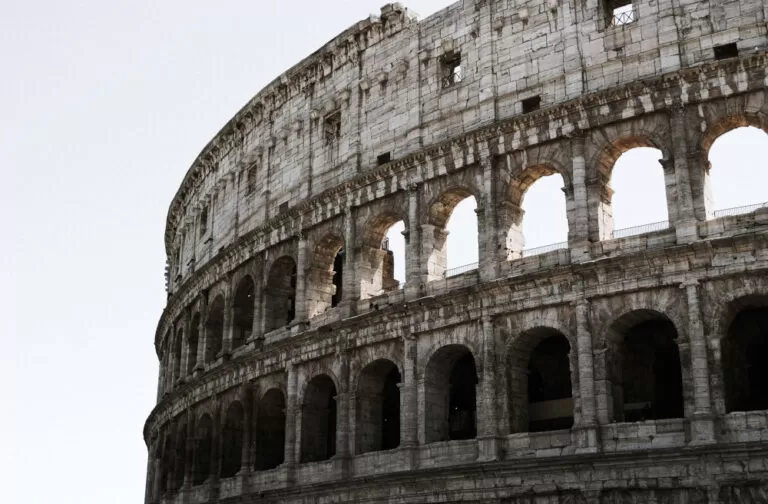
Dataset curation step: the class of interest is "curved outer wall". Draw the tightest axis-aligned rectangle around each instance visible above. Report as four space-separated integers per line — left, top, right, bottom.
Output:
147 1 768 503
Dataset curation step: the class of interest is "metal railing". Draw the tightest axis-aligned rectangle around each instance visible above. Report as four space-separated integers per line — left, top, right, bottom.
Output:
713 201 768 218
614 220 670 239
445 261 479 278
522 241 569 258
609 6 637 27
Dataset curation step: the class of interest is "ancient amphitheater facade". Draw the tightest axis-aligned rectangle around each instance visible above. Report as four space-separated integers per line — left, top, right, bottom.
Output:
145 1 768 502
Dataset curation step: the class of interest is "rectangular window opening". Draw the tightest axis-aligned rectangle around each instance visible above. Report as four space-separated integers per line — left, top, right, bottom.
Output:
440 52 463 89
522 95 542 114
607 0 636 27
278 202 289 214
199 206 208 236
324 111 341 146
377 152 391 165
714 43 739 60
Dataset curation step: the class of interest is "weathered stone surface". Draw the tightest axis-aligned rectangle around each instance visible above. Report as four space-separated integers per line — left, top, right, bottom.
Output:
144 1 768 503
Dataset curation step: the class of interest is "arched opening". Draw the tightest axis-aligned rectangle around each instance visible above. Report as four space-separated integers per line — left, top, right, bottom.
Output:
508 329 574 433
510 166 569 257
307 234 344 318
220 401 245 478
603 311 684 422
722 297 768 412
360 214 406 299
173 424 187 491
424 345 477 443
254 389 286 470
607 146 669 238
187 313 200 375
172 328 183 383
707 126 768 217
427 189 478 279
264 257 297 332
300 374 337 463
204 295 224 363
192 414 213 486
592 138 670 241
232 276 255 350
355 359 401 454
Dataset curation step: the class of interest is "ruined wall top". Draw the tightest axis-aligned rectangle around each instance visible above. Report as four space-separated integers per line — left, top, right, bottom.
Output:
163 0 768 291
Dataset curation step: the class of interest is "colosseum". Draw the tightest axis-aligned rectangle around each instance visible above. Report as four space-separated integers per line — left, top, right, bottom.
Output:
144 1 768 502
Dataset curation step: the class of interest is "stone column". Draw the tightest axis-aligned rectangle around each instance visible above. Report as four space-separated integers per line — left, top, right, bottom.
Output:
477 317 500 461
240 387 253 476
574 299 600 453
669 106 699 243
283 362 298 483
250 264 263 345
684 280 716 444
334 352 351 477
293 236 309 325
179 310 192 384
222 277 234 358
194 297 206 374
478 157 498 281
569 133 591 262
400 334 419 469
404 185 422 300
341 206 358 316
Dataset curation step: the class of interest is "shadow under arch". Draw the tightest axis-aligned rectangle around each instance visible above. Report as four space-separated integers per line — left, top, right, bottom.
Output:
720 295 768 413
300 374 338 463
506 326 575 433
355 358 401 454
601 309 684 423
254 388 286 470
423 344 478 443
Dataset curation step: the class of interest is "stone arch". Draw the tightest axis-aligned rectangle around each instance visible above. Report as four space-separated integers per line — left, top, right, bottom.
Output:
423 185 480 280
192 413 214 485
307 230 345 318
204 295 225 363
601 309 684 423
220 400 245 478
359 211 407 299
423 344 478 443
264 256 297 332
505 157 572 257
355 358 401 454
719 294 768 413
254 388 286 470
300 373 338 463
232 275 255 350
506 326 576 433
588 118 672 241
187 312 201 375
699 111 768 219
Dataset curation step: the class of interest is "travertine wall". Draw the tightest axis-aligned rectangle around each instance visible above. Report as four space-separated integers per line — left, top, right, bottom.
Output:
146 1 768 503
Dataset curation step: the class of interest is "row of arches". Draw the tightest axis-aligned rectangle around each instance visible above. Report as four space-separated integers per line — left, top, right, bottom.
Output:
153 298 768 500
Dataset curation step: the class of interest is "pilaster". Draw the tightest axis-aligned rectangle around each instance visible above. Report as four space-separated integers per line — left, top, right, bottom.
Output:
477 316 500 461
684 279 716 445
404 185 422 300
574 299 600 453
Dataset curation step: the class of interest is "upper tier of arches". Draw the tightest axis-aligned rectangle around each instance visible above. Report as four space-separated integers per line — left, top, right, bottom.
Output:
164 0 767 275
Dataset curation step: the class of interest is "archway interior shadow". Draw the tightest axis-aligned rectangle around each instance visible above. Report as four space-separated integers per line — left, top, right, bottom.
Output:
723 305 768 413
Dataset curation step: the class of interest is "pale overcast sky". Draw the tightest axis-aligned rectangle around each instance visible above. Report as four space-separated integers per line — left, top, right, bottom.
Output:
1 2 766 504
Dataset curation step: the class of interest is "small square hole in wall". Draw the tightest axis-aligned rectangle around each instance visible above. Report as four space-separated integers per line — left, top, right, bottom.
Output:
377 152 391 165
440 52 463 89
324 111 341 145
714 43 739 60
521 95 542 114
278 202 289 214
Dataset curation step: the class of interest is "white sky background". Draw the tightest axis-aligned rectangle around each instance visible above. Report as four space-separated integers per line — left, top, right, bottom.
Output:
1 2 766 503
